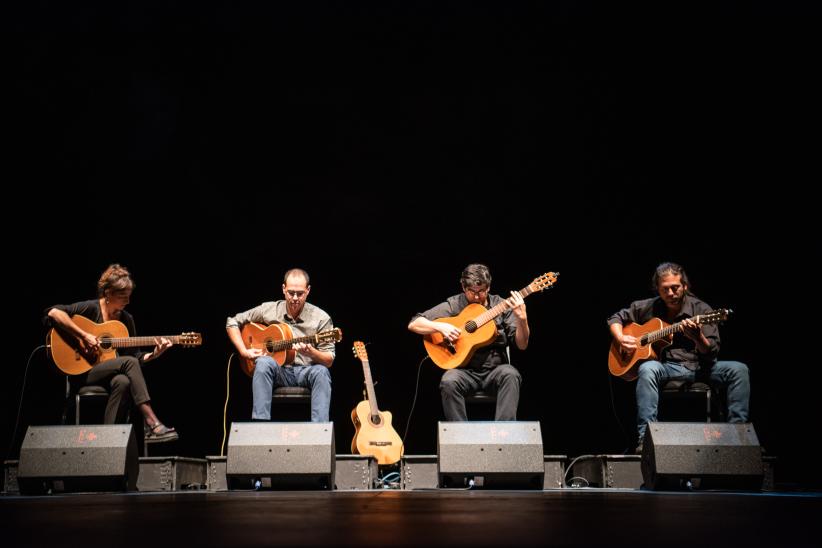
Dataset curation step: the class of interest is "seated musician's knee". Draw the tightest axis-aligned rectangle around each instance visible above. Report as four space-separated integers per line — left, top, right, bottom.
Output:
110 374 131 392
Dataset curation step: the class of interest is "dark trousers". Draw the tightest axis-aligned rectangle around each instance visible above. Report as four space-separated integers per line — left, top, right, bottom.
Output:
81 355 150 424
440 364 522 421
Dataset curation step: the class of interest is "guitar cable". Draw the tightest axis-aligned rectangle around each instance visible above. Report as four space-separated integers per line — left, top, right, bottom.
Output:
375 471 401 489
402 354 430 447
220 353 235 456
6 345 46 461
563 454 599 488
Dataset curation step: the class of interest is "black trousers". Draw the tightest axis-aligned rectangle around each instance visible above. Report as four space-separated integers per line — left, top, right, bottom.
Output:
439 364 522 421
81 355 150 424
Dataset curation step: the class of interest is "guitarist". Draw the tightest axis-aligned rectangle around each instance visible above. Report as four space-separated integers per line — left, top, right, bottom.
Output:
44 264 179 442
226 268 335 423
408 264 530 421
607 262 750 453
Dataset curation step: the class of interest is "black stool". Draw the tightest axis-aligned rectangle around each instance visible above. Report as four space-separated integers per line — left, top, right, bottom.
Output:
464 390 496 420
71 384 110 425
272 386 312 420
465 390 496 405
659 380 714 422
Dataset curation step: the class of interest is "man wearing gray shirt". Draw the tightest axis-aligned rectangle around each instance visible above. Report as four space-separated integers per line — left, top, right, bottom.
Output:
226 268 336 422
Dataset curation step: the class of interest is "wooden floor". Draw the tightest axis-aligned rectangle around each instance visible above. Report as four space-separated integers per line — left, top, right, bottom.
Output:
1 489 820 547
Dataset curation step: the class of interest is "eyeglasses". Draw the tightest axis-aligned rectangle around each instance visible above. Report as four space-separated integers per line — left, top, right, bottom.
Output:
286 290 307 298
463 286 489 298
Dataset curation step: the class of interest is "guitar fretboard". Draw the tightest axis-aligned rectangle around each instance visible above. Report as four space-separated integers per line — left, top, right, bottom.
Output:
640 313 722 345
467 283 537 331
359 358 381 419
101 336 190 348
270 333 323 352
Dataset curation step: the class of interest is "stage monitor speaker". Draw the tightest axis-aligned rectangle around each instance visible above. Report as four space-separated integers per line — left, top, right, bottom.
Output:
226 422 335 490
437 421 544 489
17 424 138 494
641 422 763 490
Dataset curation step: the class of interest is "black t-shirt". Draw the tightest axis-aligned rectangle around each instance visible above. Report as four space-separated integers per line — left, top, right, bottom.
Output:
43 299 142 360
606 294 720 370
412 293 518 370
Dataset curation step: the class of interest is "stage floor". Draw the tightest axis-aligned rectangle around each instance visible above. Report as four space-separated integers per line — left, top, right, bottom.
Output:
1 488 820 547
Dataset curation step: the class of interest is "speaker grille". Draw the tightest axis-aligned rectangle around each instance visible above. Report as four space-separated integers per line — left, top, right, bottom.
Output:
437 421 544 488
226 422 335 489
642 422 763 490
17 425 138 493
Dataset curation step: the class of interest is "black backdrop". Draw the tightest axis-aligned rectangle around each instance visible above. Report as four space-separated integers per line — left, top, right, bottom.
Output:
4 3 819 487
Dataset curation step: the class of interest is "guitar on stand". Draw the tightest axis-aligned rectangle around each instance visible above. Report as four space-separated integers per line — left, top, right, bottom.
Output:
48 315 202 375
239 322 343 376
423 272 559 370
607 308 732 381
350 341 403 465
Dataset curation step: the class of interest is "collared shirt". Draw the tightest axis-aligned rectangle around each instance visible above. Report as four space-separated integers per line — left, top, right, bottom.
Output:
411 293 518 370
226 300 336 366
606 294 720 370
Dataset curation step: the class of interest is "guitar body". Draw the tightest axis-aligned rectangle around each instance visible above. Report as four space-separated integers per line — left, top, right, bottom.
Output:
48 315 129 375
607 318 671 381
240 322 295 376
423 303 498 369
350 400 403 465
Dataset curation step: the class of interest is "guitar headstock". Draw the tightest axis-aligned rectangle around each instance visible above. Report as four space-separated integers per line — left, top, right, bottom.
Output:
352 341 368 362
179 332 203 347
698 309 733 325
318 328 343 344
529 272 559 293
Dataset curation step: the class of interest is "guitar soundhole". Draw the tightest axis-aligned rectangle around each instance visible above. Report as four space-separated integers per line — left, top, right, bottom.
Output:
371 415 382 426
265 339 275 352
465 321 477 334
99 334 114 350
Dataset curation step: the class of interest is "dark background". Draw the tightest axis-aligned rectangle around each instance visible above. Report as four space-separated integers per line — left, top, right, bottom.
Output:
4 3 819 487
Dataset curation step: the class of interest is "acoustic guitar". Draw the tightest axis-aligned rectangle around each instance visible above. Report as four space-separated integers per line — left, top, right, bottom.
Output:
239 322 342 376
423 272 558 370
48 315 202 375
350 341 403 465
607 309 731 381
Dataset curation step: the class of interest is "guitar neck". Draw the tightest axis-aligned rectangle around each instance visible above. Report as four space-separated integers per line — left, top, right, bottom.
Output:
642 314 710 345
102 335 187 348
360 359 380 416
472 283 535 328
270 333 323 352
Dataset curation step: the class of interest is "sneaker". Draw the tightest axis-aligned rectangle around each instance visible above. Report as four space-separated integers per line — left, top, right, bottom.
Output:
634 440 644 455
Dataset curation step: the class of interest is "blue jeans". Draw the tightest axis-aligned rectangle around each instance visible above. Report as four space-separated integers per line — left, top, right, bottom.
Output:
251 356 332 422
636 360 750 441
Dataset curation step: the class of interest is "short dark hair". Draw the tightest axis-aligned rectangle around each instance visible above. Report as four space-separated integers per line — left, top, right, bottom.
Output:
461 263 491 288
